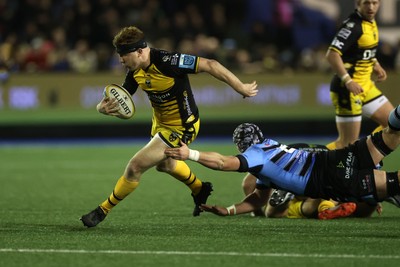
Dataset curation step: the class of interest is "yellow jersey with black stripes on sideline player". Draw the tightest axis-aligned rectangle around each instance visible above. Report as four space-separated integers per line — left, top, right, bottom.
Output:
122 48 200 140
329 9 382 115
329 9 378 82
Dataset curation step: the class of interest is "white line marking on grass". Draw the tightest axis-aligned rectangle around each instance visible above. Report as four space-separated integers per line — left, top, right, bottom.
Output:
0 248 399 259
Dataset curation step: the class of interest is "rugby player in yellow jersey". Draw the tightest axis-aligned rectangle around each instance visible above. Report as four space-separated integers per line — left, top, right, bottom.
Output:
80 26 258 227
326 0 395 150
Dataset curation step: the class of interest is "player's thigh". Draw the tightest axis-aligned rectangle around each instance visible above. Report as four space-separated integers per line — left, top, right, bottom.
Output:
242 173 257 194
129 135 169 171
151 120 200 146
369 101 394 126
330 90 362 116
362 84 393 124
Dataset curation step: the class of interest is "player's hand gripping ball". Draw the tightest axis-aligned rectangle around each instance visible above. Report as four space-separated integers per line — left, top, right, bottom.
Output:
103 84 135 119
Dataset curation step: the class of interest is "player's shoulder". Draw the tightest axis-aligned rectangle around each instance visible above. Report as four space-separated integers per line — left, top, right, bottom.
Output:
150 48 179 65
152 48 199 76
332 13 362 45
340 12 362 32
246 139 280 153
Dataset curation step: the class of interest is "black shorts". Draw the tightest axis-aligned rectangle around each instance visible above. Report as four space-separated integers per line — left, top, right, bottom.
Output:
305 137 378 203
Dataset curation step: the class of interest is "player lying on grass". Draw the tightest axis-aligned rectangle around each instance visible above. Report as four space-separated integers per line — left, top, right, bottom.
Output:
241 143 380 220
164 105 400 217
245 175 381 220
266 189 382 219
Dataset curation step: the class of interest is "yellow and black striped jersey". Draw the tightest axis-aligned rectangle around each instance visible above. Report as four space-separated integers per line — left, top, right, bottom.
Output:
122 48 200 127
328 10 378 80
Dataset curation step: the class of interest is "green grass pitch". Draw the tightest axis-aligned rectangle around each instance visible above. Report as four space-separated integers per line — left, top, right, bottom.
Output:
1 140 400 267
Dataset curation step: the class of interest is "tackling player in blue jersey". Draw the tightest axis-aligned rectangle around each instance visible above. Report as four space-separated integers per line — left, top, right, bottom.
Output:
165 105 400 216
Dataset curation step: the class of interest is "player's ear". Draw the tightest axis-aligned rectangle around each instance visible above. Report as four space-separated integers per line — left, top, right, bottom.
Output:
137 48 144 55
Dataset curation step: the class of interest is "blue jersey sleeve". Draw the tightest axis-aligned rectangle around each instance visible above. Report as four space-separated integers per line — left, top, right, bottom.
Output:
240 139 315 195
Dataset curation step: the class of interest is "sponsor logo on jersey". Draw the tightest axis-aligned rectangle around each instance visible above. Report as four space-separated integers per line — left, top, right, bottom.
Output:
337 161 345 168
344 152 353 179
148 91 171 103
145 79 151 88
171 54 179 65
162 55 171 62
345 22 355 29
337 28 352 40
331 37 344 49
361 174 372 191
169 132 179 142
182 90 193 116
178 54 196 69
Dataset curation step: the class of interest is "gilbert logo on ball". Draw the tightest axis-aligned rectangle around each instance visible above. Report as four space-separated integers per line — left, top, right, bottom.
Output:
104 84 135 119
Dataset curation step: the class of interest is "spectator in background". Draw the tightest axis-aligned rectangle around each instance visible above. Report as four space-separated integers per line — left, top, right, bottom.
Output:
0 33 18 73
47 27 70 71
0 0 381 74
299 0 339 22
244 0 275 47
291 2 336 70
274 0 295 68
21 36 54 72
67 39 97 73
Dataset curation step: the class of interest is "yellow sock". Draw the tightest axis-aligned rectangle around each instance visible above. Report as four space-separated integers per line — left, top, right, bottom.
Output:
372 125 383 134
170 160 203 195
287 199 306 218
100 176 139 214
318 200 335 213
326 141 337 150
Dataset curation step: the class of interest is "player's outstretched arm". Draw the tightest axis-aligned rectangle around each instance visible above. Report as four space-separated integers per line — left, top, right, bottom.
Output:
197 58 258 98
201 189 270 216
165 141 241 171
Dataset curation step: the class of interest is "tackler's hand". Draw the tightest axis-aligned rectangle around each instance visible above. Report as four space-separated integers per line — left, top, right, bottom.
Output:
200 204 229 216
165 141 190 160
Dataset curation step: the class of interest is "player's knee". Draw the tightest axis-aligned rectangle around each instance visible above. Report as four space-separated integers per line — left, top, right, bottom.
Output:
155 164 168 173
155 160 174 173
125 160 145 178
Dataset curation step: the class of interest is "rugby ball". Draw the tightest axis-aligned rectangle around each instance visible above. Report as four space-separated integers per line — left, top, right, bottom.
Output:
103 84 135 119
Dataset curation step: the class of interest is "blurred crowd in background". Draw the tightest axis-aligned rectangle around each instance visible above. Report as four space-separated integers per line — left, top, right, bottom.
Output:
0 0 399 77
